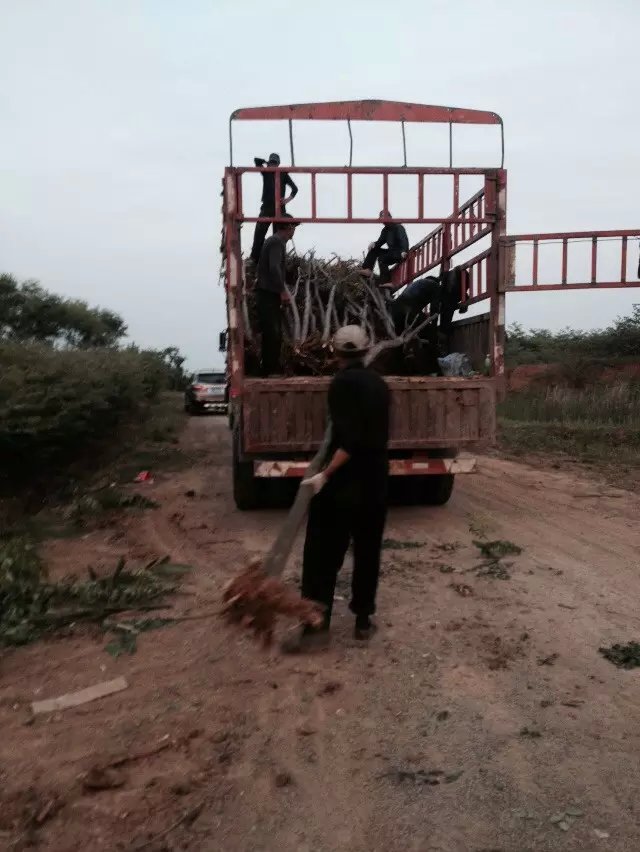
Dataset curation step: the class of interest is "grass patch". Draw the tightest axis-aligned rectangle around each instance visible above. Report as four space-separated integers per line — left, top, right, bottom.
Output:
519 727 542 739
63 489 159 526
599 642 640 669
0 542 184 647
499 420 640 480
498 382 640 490
470 539 522 580
104 617 175 657
382 538 425 550
474 540 522 561
499 383 640 427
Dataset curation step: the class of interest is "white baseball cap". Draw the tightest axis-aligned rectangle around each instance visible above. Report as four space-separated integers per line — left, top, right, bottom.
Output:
333 325 370 356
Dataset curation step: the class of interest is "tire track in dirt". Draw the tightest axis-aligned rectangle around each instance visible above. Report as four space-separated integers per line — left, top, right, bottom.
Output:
122 420 640 851
5 414 640 852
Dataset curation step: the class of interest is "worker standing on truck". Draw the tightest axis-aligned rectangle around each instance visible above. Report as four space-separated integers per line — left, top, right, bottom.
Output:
256 219 298 376
357 210 409 284
283 326 390 652
250 153 298 264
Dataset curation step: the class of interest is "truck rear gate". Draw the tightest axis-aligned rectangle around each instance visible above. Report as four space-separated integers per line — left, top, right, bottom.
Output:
242 376 494 453
222 100 640 510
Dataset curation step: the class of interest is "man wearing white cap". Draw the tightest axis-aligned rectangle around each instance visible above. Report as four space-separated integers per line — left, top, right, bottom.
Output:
285 326 390 651
250 152 298 263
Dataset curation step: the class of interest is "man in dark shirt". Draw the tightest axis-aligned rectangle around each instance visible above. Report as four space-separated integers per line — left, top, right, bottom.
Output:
256 219 298 376
250 153 299 263
387 267 469 334
284 326 390 652
358 209 409 284
438 266 470 338
388 274 441 336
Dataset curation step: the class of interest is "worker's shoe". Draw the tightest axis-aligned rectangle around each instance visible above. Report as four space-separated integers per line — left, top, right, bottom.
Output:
281 625 330 654
354 616 377 641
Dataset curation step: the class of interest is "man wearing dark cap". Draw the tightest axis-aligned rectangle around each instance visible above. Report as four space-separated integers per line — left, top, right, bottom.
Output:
284 325 390 652
250 153 299 264
256 218 299 376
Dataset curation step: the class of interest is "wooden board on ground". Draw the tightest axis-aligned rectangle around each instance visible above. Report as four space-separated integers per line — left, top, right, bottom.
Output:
32 677 129 715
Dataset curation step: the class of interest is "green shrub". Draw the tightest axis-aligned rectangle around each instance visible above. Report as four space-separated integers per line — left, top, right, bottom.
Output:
0 343 168 489
506 305 640 366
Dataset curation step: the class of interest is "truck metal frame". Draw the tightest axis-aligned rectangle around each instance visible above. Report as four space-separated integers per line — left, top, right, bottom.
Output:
221 100 639 510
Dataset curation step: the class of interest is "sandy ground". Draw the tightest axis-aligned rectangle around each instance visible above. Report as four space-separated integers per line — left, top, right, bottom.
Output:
2 415 640 852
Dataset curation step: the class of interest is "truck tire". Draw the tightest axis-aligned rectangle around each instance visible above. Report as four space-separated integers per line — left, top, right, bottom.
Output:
267 478 299 510
419 474 455 506
232 430 263 510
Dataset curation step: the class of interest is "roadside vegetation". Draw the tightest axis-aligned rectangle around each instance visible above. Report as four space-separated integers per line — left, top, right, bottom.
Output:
499 305 640 487
505 305 640 366
0 273 189 501
1 272 193 652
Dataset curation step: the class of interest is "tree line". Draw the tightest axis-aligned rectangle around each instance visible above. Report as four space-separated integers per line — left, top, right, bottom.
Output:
0 273 188 389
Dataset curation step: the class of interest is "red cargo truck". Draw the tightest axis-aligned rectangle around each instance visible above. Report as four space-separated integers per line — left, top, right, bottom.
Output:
221 100 639 510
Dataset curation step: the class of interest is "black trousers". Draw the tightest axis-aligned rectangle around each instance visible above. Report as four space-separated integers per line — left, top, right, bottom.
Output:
256 288 282 376
362 247 403 284
251 206 292 263
250 205 275 263
390 298 410 336
301 476 387 626
390 297 429 336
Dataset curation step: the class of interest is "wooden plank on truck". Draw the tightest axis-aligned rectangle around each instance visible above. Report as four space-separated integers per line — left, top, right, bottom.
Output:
314 387 326 444
478 385 495 440
461 388 479 440
429 389 446 442
294 390 306 445
445 390 461 439
242 377 495 453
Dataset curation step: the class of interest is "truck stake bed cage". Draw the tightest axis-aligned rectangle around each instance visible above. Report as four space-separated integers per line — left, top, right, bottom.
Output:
221 100 640 510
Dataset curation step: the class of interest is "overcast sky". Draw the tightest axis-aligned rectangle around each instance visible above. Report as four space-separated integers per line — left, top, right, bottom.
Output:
1 0 639 368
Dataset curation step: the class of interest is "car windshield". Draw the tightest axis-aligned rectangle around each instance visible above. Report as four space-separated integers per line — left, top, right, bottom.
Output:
196 373 224 384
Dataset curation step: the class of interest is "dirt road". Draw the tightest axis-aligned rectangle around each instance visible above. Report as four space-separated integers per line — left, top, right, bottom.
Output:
2 415 640 852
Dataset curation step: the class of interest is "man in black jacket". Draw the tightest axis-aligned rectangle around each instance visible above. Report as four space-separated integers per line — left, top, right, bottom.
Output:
387 267 469 337
250 153 298 263
284 326 390 652
388 275 441 336
358 209 409 284
256 218 298 376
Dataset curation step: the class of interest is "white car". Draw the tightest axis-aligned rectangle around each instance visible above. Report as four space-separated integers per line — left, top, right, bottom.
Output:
184 370 228 415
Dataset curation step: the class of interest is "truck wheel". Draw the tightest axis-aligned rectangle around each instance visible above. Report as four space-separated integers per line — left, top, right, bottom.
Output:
232 431 263 510
419 474 455 506
266 478 298 510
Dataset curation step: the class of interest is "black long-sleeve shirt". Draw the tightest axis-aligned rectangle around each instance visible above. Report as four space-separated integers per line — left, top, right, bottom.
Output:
399 275 441 311
254 157 298 210
257 234 286 294
328 363 390 490
375 222 409 255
